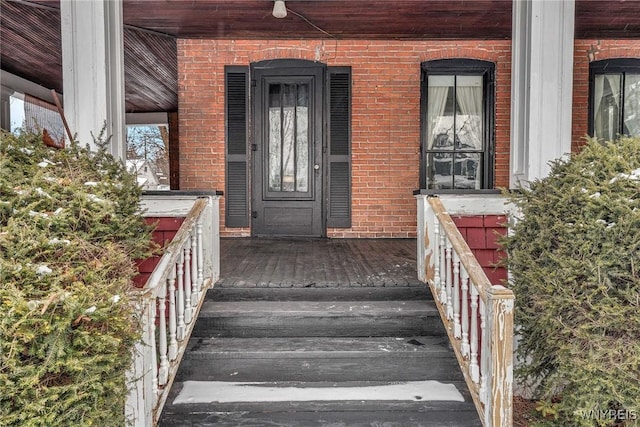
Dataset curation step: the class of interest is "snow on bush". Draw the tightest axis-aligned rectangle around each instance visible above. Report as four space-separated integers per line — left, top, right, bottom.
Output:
0 130 155 426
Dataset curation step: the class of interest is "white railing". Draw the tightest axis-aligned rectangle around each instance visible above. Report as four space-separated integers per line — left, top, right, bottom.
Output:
125 194 220 426
416 194 514 427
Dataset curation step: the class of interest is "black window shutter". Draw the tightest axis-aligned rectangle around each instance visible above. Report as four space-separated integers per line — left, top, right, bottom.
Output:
327 67 352 228
225 66 249 227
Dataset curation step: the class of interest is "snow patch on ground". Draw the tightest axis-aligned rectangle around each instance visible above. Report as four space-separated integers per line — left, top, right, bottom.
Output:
172 381 465 404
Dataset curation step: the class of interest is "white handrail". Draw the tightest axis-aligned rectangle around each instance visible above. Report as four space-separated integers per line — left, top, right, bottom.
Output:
125 195 220 426
417 195 514 427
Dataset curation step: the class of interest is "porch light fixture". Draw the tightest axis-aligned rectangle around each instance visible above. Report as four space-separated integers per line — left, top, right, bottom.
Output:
272 0 287 18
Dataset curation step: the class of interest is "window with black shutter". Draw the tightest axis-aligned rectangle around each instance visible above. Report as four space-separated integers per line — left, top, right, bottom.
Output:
327 67 352 228
225 66 249 227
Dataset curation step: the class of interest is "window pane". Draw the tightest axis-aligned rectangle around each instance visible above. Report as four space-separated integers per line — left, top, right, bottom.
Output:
268 84 282 191
268 82 311 193
594 74 622 142
427 76 455 150
623 74 640 137
10 95 25 133
296 83 309 192
281 84 296 191
453 153 481 189
126 125 170 191
455 76 483 150
427 152 453 189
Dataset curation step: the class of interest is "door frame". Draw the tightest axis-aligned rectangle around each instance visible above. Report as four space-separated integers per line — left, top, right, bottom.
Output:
250 59 328 237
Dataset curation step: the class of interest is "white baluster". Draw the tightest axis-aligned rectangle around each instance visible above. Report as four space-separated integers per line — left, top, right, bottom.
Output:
191 226 199 306
439 228 447 303
453 252 461 339
176 249 186 341
197 220 204 296
445 240 453 320
184 236 193 323
460 266 471 358
479 298 488 403
157 282 169 386
149 298 159 399
470 284 480 383
433 219 441 295
168 265 178 360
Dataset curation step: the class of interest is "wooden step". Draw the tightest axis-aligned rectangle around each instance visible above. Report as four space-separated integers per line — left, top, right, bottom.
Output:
176 336 461 382
192 300 445 338
206 286 434 302
160 380 481 427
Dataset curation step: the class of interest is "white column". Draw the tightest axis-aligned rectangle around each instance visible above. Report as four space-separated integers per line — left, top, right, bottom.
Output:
510 0 575 187
60 0 126 160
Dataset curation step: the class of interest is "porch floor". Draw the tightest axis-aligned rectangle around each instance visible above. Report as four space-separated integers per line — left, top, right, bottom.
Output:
218 238 420 288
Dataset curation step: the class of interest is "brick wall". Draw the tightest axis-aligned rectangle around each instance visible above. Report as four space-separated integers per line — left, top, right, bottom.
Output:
134 217 185 287
572 39 640 151
177 39 512 238
451 215 508 286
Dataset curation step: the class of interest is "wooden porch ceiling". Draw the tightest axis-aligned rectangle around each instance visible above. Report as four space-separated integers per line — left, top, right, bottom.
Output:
1 0 639 114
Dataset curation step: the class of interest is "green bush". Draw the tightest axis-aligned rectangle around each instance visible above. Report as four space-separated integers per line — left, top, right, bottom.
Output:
503 136 640 426
0 131 155 426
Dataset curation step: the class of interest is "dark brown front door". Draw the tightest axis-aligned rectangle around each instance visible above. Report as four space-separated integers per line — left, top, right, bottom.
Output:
252 64 324 237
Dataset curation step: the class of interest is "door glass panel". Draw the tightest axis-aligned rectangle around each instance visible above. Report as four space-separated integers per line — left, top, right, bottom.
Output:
296 84 309 192
268 84 282 191
282 84 296 191
268 82 310 193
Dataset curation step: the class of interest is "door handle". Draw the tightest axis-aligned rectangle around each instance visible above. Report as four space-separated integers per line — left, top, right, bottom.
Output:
314 164 320 170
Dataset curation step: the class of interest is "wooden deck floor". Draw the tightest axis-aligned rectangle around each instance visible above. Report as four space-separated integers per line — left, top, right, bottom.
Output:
218 238 420 288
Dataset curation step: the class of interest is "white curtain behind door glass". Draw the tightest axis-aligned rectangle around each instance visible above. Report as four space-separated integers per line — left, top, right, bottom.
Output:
295 105 309 192
281 105 295 191
269 106 282 192
594 75 621 141
427 76 453 149
281 85 296 191
455 76 483 150
624 74 640 137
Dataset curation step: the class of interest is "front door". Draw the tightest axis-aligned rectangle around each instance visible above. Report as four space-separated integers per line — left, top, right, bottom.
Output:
252 65 324 237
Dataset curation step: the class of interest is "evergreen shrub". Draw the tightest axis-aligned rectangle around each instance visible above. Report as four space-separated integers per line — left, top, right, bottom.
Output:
0 131 155 426
503 136 640 426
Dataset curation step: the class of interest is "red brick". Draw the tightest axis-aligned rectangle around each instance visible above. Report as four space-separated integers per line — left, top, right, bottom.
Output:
178 39 514 237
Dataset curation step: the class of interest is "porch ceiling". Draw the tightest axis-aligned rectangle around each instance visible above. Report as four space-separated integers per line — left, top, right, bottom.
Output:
1 0 639 114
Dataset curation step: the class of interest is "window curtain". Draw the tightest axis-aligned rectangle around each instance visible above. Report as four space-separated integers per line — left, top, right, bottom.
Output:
426 83 450 150
455 77 483 150
23 94 65 143
594 75 621 141
623 74 640 137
